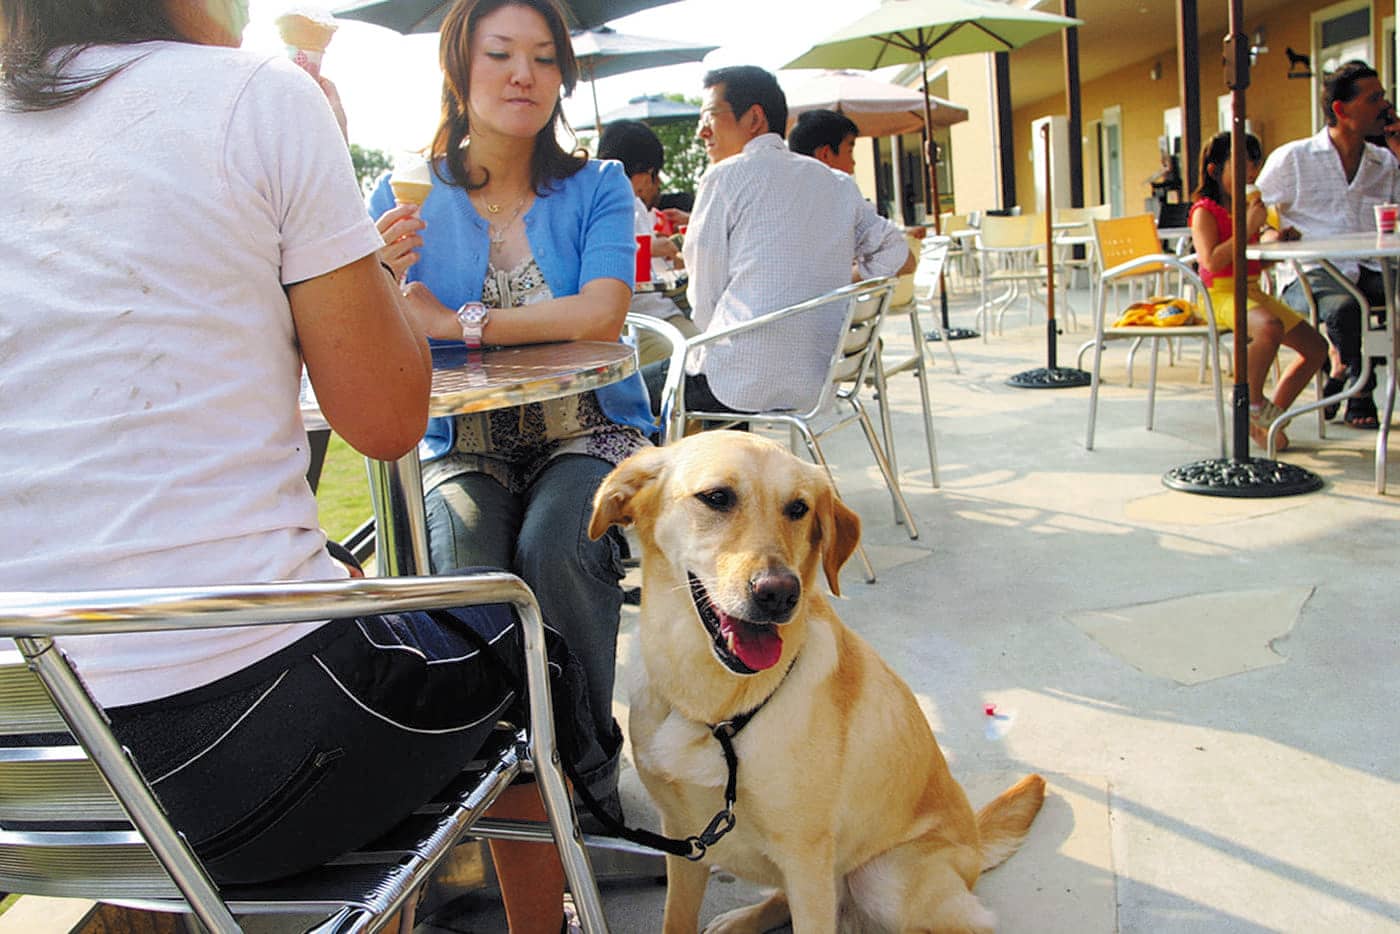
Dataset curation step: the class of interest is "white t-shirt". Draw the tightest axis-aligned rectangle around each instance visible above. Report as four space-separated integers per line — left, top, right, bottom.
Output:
0 43 385 706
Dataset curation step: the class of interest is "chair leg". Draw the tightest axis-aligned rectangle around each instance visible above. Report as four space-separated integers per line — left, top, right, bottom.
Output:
1146 337 1161 431
850 399 918 539
906 307 943 485
872 359 903 523
793 423 877 583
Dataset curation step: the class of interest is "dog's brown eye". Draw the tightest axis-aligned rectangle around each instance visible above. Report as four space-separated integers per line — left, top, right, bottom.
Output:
784 500 809 520
696 488 735 511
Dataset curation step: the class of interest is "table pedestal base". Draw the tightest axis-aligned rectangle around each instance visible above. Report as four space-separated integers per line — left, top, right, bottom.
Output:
1162 456 1323 498
926 327 980 341
1007 366 1092 389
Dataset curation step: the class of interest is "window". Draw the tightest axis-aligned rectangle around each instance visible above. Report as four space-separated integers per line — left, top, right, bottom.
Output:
1312 1 1374 130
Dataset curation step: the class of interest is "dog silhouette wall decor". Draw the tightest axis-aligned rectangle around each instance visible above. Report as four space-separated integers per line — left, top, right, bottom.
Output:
1286 46 1313 79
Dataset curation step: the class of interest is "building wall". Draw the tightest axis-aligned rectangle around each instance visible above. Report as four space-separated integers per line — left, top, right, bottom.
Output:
946 53 1001 216
964 0 1395 217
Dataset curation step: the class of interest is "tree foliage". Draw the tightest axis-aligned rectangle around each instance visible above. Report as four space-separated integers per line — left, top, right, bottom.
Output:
349 143 393 195
653 94 707 195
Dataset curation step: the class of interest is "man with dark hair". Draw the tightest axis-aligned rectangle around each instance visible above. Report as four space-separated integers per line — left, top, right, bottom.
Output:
646 66 910 416
597 119 696 362
789 108 859 174
1257 60 1400 428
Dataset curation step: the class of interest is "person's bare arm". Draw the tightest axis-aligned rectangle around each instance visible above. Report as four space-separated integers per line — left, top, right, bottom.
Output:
290 254 432 461
400 276 632 345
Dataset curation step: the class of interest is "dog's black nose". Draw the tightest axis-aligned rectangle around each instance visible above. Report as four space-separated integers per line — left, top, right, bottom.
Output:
749 571 800 621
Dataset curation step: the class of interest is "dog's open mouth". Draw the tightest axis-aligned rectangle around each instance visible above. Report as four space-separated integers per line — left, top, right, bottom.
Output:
687 572 783 674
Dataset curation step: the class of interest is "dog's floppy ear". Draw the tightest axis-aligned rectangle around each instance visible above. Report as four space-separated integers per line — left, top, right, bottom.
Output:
816 484 861 596
588 444 667 540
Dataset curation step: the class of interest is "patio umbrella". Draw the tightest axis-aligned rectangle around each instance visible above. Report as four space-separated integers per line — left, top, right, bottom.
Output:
571 27 717 130
576 94 700 132
784 69 967 139
786 0 1080 343
332 0 680 33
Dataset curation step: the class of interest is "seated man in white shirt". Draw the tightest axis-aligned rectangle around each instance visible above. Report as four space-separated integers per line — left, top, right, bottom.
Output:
1257 60 1400 429
597 119 699 365
643 66 912 416
789 107 861 174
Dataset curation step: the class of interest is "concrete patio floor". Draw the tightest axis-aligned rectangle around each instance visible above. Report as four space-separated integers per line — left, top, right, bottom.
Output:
10 282 1398 933
419 282 1399 932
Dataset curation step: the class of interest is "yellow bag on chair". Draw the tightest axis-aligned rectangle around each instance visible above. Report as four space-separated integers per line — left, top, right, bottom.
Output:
1112 297 1202 328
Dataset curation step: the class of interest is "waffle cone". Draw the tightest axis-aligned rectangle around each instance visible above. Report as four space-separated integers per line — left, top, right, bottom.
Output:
275 13 337 53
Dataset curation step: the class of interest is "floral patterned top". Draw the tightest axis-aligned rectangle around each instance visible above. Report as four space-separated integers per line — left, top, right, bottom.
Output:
421 256 650 495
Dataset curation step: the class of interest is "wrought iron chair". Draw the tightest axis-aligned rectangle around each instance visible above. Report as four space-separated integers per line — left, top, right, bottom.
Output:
0 573 608 933
653 278 914 583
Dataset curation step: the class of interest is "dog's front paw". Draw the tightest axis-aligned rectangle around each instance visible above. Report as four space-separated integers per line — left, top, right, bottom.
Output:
703 892 790 934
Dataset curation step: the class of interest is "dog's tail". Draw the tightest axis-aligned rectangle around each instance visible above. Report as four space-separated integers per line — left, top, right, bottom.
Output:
976 774 1047 873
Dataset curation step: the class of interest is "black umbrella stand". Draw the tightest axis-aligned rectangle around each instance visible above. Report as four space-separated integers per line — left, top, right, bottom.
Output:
914 53 978 342
1162 1 1320 496
1008 122 1091 388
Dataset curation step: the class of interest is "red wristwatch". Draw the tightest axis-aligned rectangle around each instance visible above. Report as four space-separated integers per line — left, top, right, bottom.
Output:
455 302 489 350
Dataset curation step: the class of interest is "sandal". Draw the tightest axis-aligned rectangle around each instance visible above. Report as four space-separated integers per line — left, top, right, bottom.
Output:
1321 374 1347 421
1250 399 1290 451
1344 397 1381 430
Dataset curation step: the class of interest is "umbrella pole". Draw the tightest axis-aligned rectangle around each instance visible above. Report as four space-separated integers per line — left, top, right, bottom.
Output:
917 48 977 343
590 75 602 138
1162 0 1319 496
1007 122 1090 388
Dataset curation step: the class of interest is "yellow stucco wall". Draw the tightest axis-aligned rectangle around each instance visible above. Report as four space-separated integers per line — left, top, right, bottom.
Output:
960 0 1396 216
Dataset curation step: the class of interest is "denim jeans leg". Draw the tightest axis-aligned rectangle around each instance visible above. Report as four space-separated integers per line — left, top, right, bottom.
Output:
514 455 624 787
423 473 519 574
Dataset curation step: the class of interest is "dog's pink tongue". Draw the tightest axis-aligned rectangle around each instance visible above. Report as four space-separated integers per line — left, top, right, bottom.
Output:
720 615 783 671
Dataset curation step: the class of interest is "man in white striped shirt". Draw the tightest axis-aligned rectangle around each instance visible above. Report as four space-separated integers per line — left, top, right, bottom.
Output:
646 65 910 416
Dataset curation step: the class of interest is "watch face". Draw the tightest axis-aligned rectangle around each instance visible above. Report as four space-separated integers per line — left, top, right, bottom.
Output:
458 303 488 325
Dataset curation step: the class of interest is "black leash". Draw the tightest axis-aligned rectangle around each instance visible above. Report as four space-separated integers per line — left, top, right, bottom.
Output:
439 608 784 861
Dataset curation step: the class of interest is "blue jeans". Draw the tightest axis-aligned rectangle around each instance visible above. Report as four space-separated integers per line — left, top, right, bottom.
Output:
1281 267 1385 387
425 454 625 797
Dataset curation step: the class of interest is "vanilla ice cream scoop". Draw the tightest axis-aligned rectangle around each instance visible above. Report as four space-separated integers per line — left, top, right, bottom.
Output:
275 8 338 78
390 158 434 207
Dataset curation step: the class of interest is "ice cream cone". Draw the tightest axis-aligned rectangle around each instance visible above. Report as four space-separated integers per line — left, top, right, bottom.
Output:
275 11 337 78
391 158 434 207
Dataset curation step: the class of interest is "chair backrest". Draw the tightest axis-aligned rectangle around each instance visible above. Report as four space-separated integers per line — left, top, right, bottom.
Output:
830 279 898 393
0 573 594 933
979 213 1044 249
940 212 972 235
913 236 951 299
1055 204 1112 226
1091 213 1165 273
889 233 924 307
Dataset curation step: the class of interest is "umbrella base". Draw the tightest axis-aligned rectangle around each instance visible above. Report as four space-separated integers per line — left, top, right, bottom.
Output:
1006 366 1092 389
926 327 980 341
1162 457 1323 498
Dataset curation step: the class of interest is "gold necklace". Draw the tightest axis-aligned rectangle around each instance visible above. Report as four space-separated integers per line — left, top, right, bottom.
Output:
485 197 527 246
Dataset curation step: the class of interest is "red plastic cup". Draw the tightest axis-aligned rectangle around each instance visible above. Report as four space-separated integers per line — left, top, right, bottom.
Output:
634 234 652 283
1375 203 1399 235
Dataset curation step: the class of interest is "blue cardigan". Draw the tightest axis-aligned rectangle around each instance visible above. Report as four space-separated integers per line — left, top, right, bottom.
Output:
368 158 654 460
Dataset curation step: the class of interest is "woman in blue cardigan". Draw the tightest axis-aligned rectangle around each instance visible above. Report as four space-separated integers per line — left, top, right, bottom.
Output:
370 0 651 928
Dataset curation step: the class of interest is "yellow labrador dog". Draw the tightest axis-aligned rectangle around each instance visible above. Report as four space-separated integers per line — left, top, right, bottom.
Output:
589 432 1045 933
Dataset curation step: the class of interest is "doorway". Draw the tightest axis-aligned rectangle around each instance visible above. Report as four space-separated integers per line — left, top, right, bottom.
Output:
1101 105 1124 217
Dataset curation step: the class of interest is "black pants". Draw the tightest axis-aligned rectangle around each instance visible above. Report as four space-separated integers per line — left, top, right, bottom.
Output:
1281 267 1386 387
108 596 616 885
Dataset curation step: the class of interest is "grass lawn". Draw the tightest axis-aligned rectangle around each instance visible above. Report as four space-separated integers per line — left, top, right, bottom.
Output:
0 894 16 916
314 433 375 543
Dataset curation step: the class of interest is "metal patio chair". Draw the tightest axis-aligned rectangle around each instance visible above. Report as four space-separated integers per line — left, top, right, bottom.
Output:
0 573 608 933
653 278 914 583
